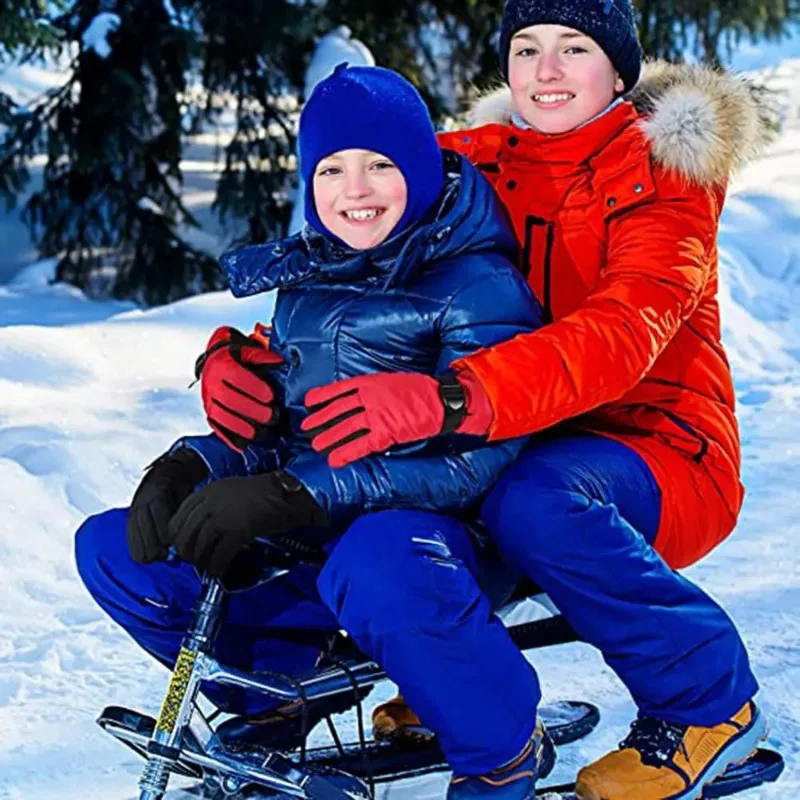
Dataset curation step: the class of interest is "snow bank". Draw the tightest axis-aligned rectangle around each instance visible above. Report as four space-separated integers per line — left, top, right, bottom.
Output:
81 13 121 60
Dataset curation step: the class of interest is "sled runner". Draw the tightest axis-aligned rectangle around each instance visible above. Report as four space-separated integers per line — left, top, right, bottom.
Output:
97 538 783 800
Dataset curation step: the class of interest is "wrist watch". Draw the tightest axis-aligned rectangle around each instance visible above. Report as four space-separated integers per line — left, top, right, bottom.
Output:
438 374 468 434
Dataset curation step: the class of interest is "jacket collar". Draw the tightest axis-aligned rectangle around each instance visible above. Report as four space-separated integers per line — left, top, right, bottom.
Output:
510 95 626 133
219 213 438 298
305 220 425 282
493 101 640 168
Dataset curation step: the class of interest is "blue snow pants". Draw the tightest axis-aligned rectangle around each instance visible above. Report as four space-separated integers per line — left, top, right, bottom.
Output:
480 434 758 727
75 507 539 776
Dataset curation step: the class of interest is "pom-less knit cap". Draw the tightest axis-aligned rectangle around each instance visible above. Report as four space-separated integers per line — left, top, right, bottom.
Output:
499 0 643 90
299 63 444 243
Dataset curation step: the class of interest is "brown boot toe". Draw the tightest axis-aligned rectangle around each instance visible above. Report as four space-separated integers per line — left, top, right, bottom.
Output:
372 694 434 743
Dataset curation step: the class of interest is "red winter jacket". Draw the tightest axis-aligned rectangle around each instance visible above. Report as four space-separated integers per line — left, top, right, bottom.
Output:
438 63 770 568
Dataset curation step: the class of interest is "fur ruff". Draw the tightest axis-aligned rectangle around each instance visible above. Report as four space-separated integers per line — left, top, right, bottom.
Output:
466 61 775 185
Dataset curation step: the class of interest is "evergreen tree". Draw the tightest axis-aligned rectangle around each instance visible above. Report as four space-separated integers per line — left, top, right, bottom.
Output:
18 0 222 304
0 0 66 55
635 0 800 66
318 0 504 117
0 0 66 208
1 0 317 303
190 0 315 245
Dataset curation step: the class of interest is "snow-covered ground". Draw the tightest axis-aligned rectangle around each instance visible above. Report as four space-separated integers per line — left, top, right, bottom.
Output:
1 51 800 800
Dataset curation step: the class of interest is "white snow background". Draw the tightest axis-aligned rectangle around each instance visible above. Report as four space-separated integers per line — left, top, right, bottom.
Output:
1 30 800 800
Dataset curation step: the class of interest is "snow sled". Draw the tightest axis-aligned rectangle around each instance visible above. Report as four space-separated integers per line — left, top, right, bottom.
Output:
96 537 784 800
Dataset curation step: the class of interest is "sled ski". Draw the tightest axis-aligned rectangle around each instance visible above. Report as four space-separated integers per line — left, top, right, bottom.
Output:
133 747 784 800
99 699 594 786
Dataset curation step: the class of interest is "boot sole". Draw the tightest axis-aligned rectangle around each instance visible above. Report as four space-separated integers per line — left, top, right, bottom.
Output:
374 722 436 744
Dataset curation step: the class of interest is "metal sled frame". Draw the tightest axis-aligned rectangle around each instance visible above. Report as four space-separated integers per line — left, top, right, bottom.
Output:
99 568 786 800
100 570 586 800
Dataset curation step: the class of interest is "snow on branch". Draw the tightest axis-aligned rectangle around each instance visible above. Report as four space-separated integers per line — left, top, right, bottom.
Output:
81 13 121 60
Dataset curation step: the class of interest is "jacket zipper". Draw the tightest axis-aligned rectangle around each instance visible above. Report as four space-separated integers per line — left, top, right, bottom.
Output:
523 216 555 324
660 410 709 462
542 221 555 325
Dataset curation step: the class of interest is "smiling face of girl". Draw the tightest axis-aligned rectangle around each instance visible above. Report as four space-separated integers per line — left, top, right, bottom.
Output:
508 24 625 134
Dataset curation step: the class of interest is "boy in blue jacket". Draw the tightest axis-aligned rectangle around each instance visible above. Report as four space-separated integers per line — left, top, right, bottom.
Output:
75 65 545 795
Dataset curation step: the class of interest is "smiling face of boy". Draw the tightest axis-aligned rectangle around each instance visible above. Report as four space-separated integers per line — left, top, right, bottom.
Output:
312 149 409 250
508 24 625 134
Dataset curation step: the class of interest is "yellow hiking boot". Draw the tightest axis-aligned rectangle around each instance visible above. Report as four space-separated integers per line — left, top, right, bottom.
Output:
575 701 766 800
372 694 435 743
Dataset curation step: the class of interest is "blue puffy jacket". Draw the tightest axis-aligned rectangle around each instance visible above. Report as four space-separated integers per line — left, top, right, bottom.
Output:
176 153 543 525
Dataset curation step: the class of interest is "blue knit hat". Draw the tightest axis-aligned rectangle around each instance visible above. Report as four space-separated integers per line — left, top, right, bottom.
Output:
299 64 444 243
498 0 642 91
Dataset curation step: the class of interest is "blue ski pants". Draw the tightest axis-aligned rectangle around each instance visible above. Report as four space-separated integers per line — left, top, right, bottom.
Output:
480 434 758 726
75 506 539 775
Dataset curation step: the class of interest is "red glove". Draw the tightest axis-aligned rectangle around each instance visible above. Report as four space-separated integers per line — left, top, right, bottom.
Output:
301 371 494 468
197 325 284 451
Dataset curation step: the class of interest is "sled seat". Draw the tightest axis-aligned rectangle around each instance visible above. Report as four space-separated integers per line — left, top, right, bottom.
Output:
507 576 547 603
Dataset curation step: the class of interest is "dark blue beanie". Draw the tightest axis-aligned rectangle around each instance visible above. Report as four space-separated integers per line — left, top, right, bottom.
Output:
498 0 642 91
299 64 444 243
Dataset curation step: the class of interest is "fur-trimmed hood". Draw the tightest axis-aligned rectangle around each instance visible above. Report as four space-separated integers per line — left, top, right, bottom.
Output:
466 61 776 185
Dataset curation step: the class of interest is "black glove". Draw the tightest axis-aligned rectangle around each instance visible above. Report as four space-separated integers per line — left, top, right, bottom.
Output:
167 471 327 579
126 449 209 564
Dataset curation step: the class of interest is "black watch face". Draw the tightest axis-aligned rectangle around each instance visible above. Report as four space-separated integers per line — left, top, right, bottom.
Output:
447 394 466 411
441 383 465 411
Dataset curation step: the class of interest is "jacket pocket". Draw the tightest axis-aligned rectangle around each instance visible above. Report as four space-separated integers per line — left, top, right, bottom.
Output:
655 410 709 463
588 404 709 464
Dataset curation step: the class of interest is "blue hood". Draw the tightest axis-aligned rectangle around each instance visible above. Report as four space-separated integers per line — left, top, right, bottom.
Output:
219 152 518 296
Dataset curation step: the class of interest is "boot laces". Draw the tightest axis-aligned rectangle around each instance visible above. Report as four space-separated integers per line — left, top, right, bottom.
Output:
620 716 689 768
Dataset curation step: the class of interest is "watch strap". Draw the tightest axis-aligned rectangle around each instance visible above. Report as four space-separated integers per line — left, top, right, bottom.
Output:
438 374 468 435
